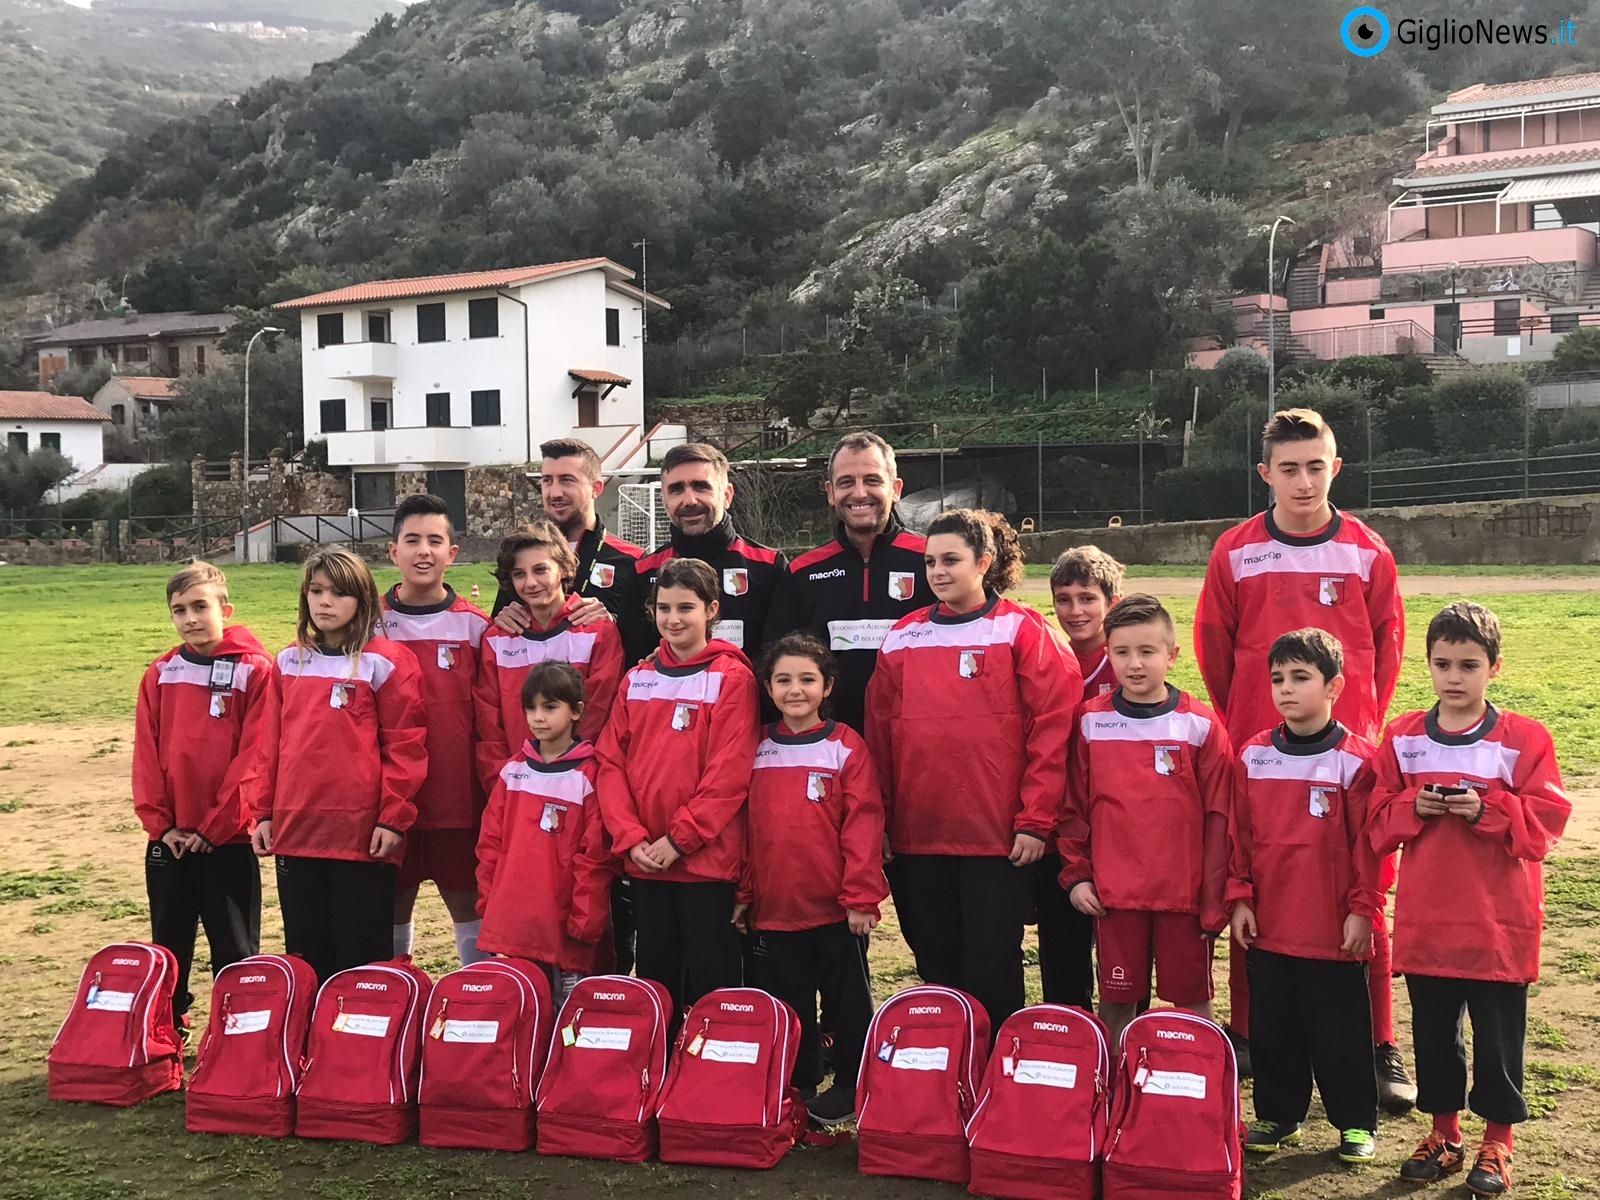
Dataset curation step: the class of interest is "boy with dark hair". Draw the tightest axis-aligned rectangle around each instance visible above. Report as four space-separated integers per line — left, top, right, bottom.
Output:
381 492 492 966
1372 602 1570 1196
1195 406 1410 1107
1230 628 1383 1165
1059 594 1233 1048
133 561 275 1030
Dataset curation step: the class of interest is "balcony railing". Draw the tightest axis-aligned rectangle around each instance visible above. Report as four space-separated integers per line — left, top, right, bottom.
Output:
317 339 397 381
1289 319 1455 361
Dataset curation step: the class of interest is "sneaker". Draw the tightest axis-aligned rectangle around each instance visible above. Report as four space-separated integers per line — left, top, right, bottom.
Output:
1244 1120 1302 1154
1225 1026 1254 1079
1337 1128 1377 1164
1376 1043 1418 1116
1399 1132 1465 1184
1466 1141 1513 1196
806 1085 857 1126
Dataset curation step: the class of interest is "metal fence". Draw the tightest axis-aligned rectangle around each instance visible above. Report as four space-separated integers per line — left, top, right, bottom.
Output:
1366 450 1600 508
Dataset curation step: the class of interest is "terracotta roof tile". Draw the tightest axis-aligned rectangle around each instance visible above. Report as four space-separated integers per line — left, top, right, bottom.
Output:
110 375 179 399
1448 72 1600 105
1404 146 1600 179
569 368 632 385
272 259 626 311
0 392 109 421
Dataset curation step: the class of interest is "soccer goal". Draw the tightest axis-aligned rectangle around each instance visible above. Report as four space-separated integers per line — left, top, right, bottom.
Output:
616 481 667 550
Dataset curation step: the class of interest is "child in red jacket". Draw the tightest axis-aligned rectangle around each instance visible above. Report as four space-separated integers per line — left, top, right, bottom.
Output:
252 547 428 983
1372 602 1570 1196
133 560 275 1029
476 519 624 792
1058 594 1232 1050
596 556 759 1018
736 632 887 1125
476 662 617 1004
380 493 491 968
867 509 1080 1030
1228 629 1383 1165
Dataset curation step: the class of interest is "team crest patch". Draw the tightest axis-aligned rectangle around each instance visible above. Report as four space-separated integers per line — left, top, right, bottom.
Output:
723 568 749 596
540 802 564 833
208 692 230 719
1308 785 1337 819
806 771 833 803
1318 577 1345 606
889 571 915 601
436 643 457 670
329 682 355 710
1154 745 1180 776
591 562 616 589
959 649 985 678
1097 682 1116 697
672 702 698 731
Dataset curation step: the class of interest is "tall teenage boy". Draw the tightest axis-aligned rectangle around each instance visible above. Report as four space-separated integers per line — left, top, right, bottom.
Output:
1195 407 1412 1111
380 494 492 966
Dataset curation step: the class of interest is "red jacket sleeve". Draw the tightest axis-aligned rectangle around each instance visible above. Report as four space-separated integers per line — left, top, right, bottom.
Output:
595 683 650 854
577 623 624 743
375 649 428 834
1368 727 1426 856
1056 719 1094 891
1366 548 1404 729
1013 614 1081 841
1194 538 1238 722
839 739 889 918
667 667 758 856
198 654 277 847
474 774 508 919
253 667 281 824
1343 760 1385 919
566 791 621 944
131 663 172 840
1196 717 1234 934
1468 723 1570 863
864 646 901 826
1224 753 1254 910
473 638 511 795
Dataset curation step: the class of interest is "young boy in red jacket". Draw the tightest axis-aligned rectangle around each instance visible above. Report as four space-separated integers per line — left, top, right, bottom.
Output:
1059 594 1232 1049
1229 629 1383 1165
380 494 492 967
1194 406 1411 1110
133 561 275 1029
1372 602 1570 1196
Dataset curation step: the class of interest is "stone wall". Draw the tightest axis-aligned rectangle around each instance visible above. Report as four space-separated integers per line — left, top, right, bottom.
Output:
464 465 540 540
192 453 350 522
1020 493 1600 566
1 521 110 565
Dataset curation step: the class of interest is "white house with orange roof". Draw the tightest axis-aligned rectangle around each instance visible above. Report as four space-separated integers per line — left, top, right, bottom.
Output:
273 257 673 516
0 391 109 471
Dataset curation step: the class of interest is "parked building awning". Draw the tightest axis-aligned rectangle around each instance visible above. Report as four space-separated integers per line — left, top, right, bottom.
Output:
1501 170 1600 204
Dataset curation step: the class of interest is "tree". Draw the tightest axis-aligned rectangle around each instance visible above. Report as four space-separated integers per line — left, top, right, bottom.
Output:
159 340 304 462
766 346 888 426
0 448 75 512
1548 325 1600 375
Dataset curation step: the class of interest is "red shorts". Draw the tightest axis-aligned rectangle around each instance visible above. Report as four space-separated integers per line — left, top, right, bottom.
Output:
1096 910 1213 1006
396 827 480 893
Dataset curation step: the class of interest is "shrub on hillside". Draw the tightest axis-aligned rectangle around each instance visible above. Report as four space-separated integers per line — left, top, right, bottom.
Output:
1548 326 1600 375
1151 464 1265 522
1378 385 1437 454
1213 347 1268 399
1430 368 1530 456
1326 355 1401 399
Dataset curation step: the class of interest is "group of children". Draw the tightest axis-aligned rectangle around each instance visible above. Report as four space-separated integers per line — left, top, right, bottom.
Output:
132 409 1572 1192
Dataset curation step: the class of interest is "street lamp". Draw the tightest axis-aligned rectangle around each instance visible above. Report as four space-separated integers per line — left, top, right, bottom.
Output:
241 325 284 561
1267 214 1296 408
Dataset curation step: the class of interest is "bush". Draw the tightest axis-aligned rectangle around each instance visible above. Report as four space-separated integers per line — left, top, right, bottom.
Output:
1378 385 1437 454
1325 355 1401 400
1151 465 1265 522
1192 396 1267 467
1213 347 1268 400
1548 326 1600 375
1430 369 1529 456
1273 378 1376 462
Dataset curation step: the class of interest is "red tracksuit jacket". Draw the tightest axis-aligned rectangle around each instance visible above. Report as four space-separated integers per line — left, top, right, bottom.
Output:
474 592 624 793
866 593 1080 856
1057 687 1234 931
595 639 759 884
1227 723 1384 961
258 639 429 863
475 739 618 973
1075 642 1117 705
132 625 276 848
1195 507 1403 746
1370 705 1570 984
744 720 888 931
379 586 489 831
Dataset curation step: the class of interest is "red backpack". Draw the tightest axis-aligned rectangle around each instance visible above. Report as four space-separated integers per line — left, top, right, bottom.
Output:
856 985 991 1184
293 958 433 1145
966 1004 1114 1200
48 941 183 1107
418 958 554 1152
1102 1010 1243 1200
186 953 319 1137
656 987 804 1169
534 974 674 1163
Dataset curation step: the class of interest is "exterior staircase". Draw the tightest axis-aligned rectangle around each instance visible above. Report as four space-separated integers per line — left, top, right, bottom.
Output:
1419 352 1477 379
1285 260 1322 310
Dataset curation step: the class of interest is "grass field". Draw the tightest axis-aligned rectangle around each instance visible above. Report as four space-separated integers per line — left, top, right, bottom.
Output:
1 563 1598 1199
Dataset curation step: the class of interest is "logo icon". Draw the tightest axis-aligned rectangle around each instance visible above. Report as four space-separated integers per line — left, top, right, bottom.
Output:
329 682 354 710
723 568 749 596
672 702 697 731
540 802 564 833
209 691 230 719
1318 576 1346 606
806 771 832 802
1154 745 1180 776
1341 6 1391 55
889 571 915 600
591 562 615 589
959 649 985 679
1308 785 1337 818
436 643 457 670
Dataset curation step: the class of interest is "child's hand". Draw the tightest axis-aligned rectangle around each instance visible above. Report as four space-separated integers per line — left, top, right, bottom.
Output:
188 833 214 855
629 843 665 872
1008 833 1045 867
1341 912 1374 958
250 820 273 856
647 836 681 870
160 828 192 859
568 597 612 626
369 826 403 859
1230 903 1257 949
492 603 532 635
1444 791 1484 823
881 834 894 864
1414 788 1450 818
731 902 749 933
1069 881 1107 917
847 909 879 936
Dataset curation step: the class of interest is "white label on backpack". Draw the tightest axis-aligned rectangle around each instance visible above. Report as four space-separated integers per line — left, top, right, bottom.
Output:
442 1019 500 1044
1014 1059 1078 1089
890 1046 950 1072
225 1009 272 1035
1142 1069 1207 1100
334 1013 391 1038
575 1025 633 1051
86 990 135 1013
701 1038 761 1065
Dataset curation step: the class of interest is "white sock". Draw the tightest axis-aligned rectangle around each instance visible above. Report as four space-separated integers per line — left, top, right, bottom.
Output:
454 919 487 965
392 923 414 959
